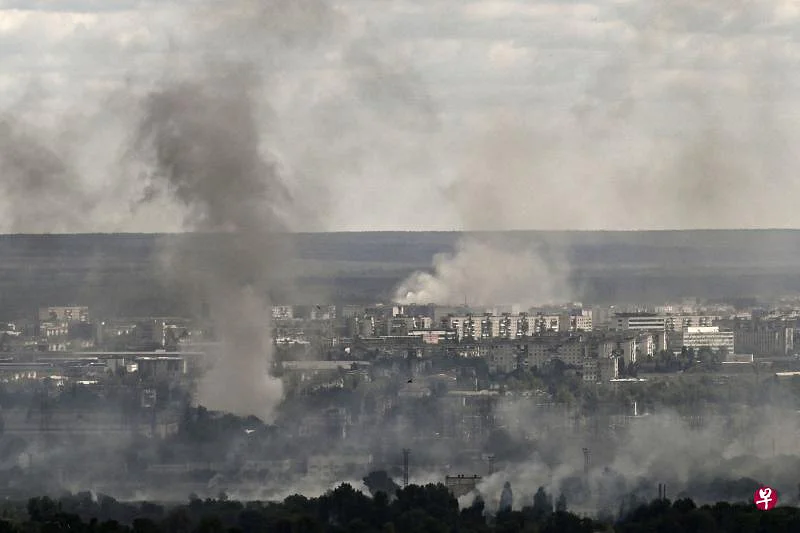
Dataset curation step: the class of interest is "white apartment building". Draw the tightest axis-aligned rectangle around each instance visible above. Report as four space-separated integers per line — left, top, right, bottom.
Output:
664 315 720 332
272 306 294 320
444 311 590 342
533 314 562 334
613 314 666 331
681 326 735 353
569 310 593 331
614 313 720 333
446 314 533 341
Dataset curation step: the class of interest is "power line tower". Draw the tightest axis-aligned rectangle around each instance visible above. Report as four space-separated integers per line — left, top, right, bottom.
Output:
402 448 410 487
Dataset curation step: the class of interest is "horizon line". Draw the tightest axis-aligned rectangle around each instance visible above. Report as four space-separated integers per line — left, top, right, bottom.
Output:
0 227 799 236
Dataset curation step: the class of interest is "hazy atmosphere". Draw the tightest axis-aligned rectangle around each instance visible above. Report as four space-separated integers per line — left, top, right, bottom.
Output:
2 0 800 232
1 2 800 533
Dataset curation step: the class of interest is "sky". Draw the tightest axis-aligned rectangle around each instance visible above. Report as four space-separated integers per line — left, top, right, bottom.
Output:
1 0 800 233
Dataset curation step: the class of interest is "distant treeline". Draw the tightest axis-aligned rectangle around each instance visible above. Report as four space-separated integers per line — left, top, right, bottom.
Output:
2 230 800 319
1 484 798 533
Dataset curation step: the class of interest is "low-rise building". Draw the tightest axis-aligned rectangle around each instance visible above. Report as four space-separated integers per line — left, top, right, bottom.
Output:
445 475 482 497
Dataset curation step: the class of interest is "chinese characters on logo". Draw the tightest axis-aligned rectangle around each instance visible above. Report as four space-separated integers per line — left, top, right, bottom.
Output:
754 486 778 511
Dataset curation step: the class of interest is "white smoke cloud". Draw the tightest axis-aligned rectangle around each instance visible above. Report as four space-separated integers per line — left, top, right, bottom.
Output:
474 402 800 514
394 237 569 307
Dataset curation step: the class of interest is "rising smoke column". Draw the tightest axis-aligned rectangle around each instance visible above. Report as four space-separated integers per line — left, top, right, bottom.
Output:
132 64 289 421
392 0 795 306
127 0 438 421
393 116 573 308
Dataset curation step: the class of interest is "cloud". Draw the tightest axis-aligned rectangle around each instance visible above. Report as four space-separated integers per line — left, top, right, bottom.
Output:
2 0 800 231
487 41 530 69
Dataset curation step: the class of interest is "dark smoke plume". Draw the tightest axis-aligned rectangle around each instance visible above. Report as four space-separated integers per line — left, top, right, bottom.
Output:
0 117 95 233
131 63 290 421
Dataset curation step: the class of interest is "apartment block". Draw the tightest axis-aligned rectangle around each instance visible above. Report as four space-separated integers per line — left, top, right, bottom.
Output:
681 326 735 353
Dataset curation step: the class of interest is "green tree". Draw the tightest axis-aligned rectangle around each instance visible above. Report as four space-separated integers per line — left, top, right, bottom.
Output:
556 493 568 512
363 471 400 499
532 486 553 521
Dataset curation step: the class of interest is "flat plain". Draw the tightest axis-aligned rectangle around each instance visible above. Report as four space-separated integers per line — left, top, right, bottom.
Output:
1 230 799 319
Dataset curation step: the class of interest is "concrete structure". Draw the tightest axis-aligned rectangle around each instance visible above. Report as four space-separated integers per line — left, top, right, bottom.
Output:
445 475 482 497
38 306 89 323
597 332 659 365
272 306 294 320
664 315 720 332
517 336 586 369
681 326 735 353
136 356 188 380
569 309 593 331
445 314 534 341
532 314 562 334
581 356 619 382
725 353 754 363
613 313 666 331
408 330 457 344
728 319 795 357
582 359 599 382
486 343 519 374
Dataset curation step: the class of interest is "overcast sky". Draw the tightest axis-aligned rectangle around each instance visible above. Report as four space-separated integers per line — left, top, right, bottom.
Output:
1 0 800 233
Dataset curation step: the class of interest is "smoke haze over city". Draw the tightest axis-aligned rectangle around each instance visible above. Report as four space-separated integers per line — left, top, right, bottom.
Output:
3 2 800 530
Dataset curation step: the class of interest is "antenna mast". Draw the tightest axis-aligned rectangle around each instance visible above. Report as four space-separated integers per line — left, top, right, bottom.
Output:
402 448 410 487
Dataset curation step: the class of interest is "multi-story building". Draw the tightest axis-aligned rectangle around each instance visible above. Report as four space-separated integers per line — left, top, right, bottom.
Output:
485 342 520 374
446 315 480 341
612 313 666 331
591 306 614 330
341 305 365 319
581 356 620 382
533 314 562 334
444 312 590 341
38 306 89 323
664 315 720 332
726 318 794 357
516 335 586 369
444 314 529 341
594 332 659 366
310 305 337 320
497 313 532 338
680 326 735 353
271 305 294 320
569 309 593 331
407 330 457 344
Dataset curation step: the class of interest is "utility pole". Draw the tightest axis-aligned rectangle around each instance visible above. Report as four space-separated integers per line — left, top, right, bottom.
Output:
582 447 591 477
402 448 410 487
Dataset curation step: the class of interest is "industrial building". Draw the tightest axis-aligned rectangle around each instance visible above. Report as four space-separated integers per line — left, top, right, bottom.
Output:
445 475 482 497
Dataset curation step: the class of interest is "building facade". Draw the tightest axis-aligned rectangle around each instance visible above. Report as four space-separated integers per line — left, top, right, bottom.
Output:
681 326 735 353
